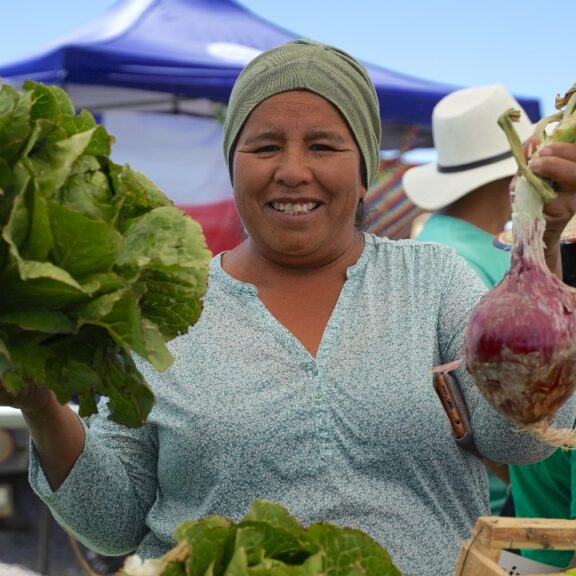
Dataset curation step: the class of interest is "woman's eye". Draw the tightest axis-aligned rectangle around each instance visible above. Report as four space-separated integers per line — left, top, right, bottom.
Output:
310 143 334 152
254 145 278 154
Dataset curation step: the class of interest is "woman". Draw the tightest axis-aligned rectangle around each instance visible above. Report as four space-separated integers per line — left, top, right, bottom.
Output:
3 40 576 576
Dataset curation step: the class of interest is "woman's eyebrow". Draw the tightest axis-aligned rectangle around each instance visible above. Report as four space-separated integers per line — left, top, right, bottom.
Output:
305 130 350 144
241 131 281 146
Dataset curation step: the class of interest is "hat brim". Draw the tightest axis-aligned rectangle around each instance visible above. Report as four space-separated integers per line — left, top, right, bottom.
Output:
403 155 519 211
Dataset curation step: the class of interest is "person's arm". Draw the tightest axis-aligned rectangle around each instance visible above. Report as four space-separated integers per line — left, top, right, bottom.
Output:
25 387 158 555
0 383 84 491
483 459 510 484
2 371 158 555
22 395 85 491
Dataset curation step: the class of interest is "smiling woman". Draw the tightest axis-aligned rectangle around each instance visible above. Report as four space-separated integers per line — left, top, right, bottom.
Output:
5 38 576 576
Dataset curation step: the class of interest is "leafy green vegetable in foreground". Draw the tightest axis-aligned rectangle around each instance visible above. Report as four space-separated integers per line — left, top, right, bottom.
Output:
0 80 211 427
118 500 403 576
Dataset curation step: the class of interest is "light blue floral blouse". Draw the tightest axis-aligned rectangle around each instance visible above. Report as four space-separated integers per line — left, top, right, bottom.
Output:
29 234 574 576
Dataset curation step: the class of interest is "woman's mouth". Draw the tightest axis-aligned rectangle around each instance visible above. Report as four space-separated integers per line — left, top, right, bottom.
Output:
270 201 319 215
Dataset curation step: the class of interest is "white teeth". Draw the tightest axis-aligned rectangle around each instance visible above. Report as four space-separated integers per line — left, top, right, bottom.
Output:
272 201 317 214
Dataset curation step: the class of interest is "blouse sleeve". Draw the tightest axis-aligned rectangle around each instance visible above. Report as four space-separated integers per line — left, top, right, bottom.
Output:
29 401 159 555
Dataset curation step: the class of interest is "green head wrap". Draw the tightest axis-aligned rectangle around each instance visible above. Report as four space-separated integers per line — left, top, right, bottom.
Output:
223 39 382 188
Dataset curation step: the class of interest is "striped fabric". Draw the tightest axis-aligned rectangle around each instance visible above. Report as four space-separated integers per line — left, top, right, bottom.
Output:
364 158 425 240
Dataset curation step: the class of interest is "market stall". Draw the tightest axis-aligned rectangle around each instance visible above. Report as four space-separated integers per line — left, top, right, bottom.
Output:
0 0 541 248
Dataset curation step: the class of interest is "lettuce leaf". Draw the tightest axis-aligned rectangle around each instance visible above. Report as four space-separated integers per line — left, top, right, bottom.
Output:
118 501 402 576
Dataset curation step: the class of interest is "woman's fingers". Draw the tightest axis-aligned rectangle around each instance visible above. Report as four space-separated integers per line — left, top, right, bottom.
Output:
530 143 576 193
528 143 576 228
0 380 52 412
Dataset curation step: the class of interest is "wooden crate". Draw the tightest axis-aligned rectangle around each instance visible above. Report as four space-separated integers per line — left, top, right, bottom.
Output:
455 516 576 576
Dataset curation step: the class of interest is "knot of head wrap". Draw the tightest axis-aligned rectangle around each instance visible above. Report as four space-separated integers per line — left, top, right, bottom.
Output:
222 39 382 188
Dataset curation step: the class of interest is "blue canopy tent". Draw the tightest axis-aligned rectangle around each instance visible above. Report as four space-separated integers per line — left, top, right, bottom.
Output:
0 0 541 149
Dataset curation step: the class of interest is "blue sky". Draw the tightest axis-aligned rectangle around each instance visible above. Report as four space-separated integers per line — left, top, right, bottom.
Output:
1 1 573 120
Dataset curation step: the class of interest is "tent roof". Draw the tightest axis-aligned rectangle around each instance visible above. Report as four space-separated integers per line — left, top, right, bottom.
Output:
0 0 541 149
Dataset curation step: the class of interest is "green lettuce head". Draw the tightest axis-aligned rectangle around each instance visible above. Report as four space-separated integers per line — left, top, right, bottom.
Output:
0 81 211 427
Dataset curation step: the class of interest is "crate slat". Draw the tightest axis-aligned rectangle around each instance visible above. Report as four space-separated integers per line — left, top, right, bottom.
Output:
455 540 507 576
455 517 576 576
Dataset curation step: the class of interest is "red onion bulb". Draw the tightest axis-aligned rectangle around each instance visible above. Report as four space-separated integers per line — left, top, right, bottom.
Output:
465 221 576 427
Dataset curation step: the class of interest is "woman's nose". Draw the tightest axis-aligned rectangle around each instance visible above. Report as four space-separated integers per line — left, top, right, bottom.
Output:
274 147 312 187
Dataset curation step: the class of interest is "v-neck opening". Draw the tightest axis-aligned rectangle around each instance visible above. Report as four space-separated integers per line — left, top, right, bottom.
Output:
212 233 373 363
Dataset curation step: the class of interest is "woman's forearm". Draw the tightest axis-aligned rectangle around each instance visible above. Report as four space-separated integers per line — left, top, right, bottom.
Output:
22 395 85 491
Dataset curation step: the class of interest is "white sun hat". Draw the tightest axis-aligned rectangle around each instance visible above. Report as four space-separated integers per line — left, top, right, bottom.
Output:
403 84 535 211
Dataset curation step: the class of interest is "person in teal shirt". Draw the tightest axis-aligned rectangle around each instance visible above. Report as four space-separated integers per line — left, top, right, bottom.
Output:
415 214 510 288
403 84 535 516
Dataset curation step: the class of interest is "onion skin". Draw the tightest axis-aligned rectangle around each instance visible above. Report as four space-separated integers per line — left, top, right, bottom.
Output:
465 234 576 425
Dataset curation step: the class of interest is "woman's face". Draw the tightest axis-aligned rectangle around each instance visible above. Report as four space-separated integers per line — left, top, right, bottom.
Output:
232 90 366 267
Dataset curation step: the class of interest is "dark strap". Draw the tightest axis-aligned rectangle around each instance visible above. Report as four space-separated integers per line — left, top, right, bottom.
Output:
437 150 513 173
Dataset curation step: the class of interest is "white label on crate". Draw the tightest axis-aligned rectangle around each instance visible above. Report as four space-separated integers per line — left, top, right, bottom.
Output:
499 550 559 574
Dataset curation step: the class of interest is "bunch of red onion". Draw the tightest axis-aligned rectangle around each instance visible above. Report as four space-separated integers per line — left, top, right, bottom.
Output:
465 86 576 447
